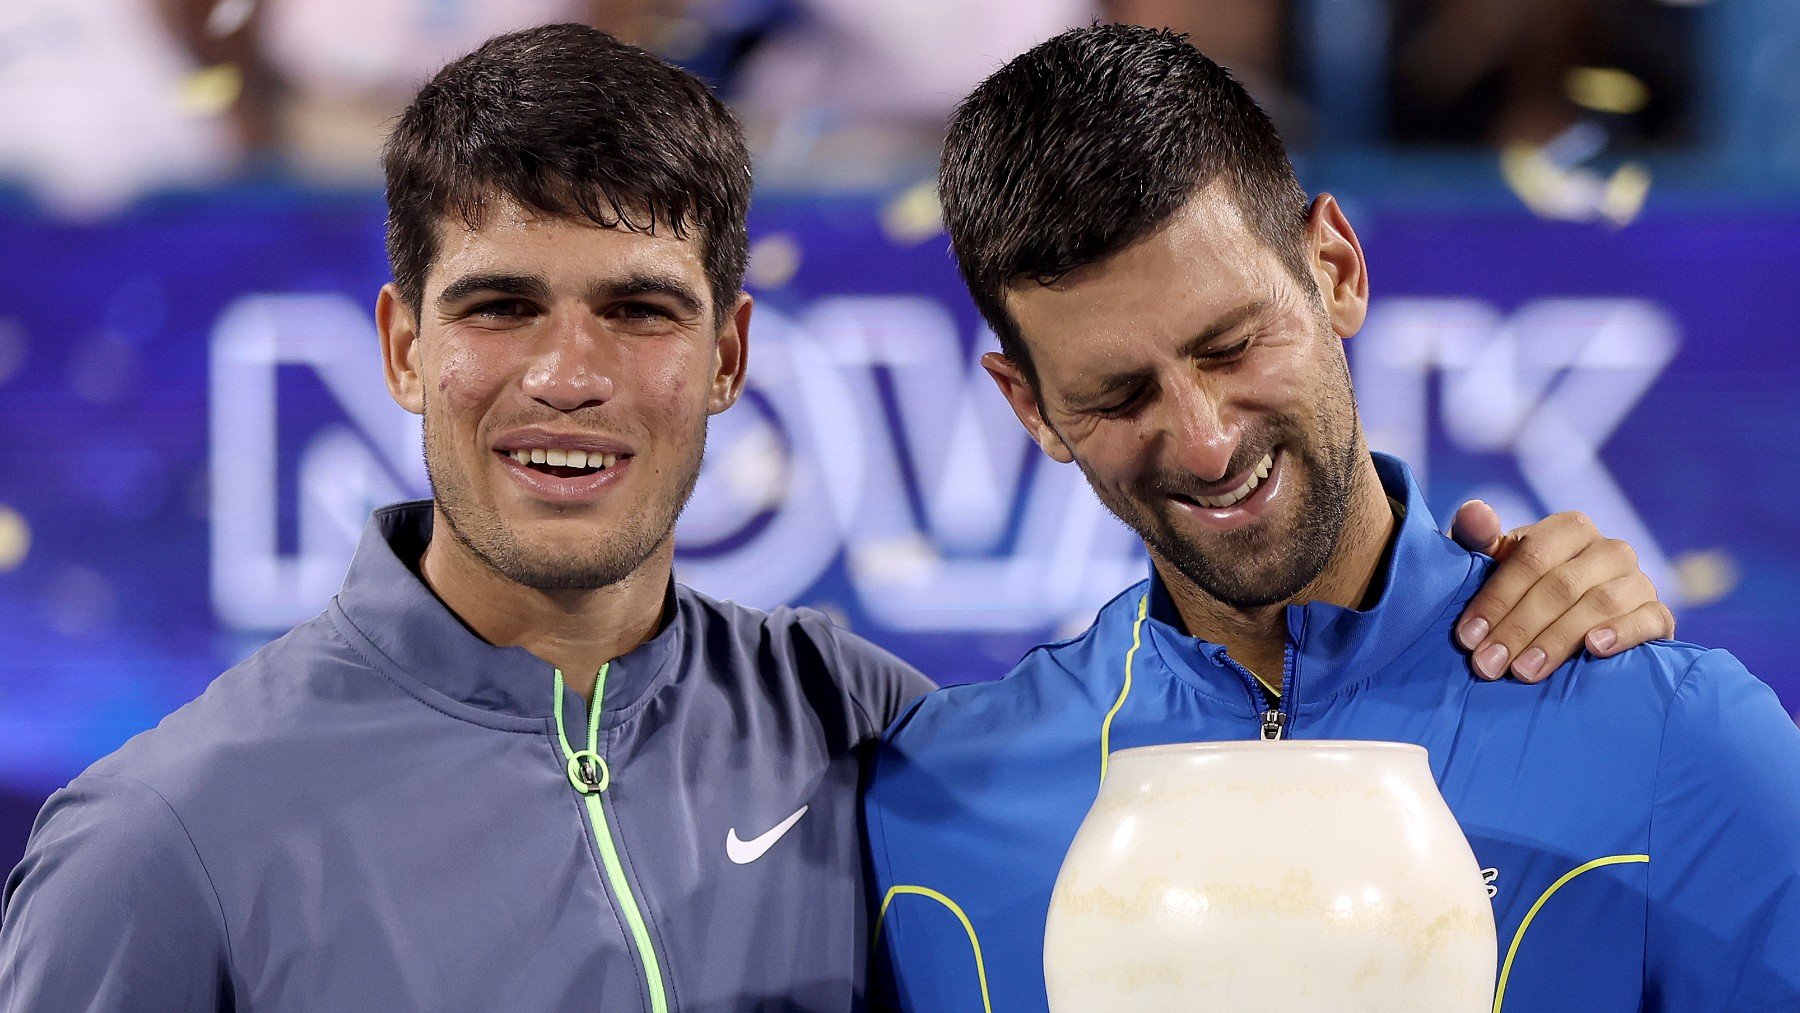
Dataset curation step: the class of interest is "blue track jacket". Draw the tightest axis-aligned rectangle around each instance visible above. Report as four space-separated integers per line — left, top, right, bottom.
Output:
866 455 1800 1012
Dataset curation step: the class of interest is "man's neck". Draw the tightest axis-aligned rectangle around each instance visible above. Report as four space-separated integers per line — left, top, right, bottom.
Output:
1156 456 1396 686
418 507 670 702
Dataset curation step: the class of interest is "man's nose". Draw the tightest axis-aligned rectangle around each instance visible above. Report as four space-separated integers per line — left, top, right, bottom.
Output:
1160 377 1238 482
520 311 615 411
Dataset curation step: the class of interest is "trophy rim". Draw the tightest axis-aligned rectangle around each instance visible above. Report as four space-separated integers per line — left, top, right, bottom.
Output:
1110 739 1428 760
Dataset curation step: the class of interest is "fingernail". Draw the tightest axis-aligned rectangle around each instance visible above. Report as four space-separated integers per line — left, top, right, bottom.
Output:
1458 617 1489 650
1588 628 1617 655
1513 648 1546 682
1475 643 1509 680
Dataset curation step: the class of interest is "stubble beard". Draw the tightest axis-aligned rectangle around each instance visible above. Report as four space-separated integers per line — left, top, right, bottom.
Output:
423 403 706 592
1081 353 1365 610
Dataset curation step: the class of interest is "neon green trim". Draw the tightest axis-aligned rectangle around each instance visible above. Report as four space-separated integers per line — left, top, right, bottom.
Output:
1491 854 1649 1013
1099 594 1150 786
585 792 667 1012
875 885 993 1013
554 665 668 1013
554 664 607 759
552 670 574 756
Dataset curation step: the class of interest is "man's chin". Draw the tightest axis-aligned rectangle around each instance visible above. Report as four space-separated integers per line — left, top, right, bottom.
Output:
1148 518 1326 609
442 506 662 591
486 546 649 592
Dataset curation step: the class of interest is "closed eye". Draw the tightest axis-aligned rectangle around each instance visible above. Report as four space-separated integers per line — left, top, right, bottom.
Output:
1197 336 1255 364
1092 385 1150 418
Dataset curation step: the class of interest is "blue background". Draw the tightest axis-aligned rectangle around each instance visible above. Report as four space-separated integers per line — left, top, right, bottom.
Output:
2 191 1797 867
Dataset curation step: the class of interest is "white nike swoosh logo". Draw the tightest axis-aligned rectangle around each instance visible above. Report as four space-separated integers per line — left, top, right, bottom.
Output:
726 805 810 865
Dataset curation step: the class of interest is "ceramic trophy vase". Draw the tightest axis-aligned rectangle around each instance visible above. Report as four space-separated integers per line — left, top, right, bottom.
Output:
1044 741 1496 1011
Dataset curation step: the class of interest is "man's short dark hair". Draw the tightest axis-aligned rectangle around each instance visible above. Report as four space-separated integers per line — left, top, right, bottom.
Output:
939 24 1311 381
384 23 751 318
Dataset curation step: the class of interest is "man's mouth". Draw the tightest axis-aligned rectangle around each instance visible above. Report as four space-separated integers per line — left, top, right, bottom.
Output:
1177 452 1274 509
502 447 624 479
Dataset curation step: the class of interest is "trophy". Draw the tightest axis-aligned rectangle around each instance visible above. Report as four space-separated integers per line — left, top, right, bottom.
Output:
1044 741 1496 1011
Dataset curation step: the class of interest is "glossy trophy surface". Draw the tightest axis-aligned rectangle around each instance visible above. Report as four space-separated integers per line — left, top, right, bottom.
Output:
1044 741 1496 1011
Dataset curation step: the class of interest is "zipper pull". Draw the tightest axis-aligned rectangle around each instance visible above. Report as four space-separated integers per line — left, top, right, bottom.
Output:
1260 709 1287 741
566 749 611 794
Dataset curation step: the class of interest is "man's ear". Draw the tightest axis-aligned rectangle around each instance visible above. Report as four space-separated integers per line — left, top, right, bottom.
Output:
981 351 1074 464
708 292 752 414
377 283 425 415
1304 194 1370 340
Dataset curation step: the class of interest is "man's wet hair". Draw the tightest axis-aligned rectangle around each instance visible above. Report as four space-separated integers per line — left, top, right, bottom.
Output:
939 23 1311 382
383 23 751 318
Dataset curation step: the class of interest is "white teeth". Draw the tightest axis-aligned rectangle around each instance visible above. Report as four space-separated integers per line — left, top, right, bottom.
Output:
508 447 614 471
1193 453 1274 509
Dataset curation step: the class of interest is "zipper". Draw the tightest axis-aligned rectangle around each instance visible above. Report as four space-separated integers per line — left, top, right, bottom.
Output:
554 664 670 1013
1278 610 1305 739
1216 650 1285 741
1260 707 1287 741
1219 611 1305 742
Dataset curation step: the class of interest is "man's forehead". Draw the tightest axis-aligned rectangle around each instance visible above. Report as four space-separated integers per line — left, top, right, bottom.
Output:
1008 204 1280 350
1008 183 1262 288
434 192 690 244
425 194 704 285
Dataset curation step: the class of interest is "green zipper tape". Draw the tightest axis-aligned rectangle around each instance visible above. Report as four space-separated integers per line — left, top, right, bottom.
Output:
555 664 669 1013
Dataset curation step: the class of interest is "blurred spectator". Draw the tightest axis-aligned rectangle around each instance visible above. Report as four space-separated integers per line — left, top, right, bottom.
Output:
0 0 1782 211
731 0 1090 186
731 0 1304 186
1102 0 1307 141
0 0 237 216
157 0 690 183
1388 0 1695 147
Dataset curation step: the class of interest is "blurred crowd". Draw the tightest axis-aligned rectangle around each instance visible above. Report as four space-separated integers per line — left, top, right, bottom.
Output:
0 0 1793 216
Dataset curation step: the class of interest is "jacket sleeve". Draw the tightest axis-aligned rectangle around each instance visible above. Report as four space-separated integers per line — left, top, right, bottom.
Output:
863 704 994 1013
0 773 233 1011
1644 649 1800 1011
863 710 913 1012
791 610 937 741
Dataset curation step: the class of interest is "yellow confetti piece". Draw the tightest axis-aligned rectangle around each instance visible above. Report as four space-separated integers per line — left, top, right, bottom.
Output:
0 504 29 572
177 64 243 117
1499 143 1568 219
1566 67 1650 116
882 181 944 245
746 233 802 290
1674 549 1739 608
1600 162 1652 227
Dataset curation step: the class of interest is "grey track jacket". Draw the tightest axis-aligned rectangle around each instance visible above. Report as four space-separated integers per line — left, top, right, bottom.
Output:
0 502 934 1011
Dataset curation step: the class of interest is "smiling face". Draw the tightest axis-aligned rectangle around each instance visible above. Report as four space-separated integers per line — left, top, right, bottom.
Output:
988 185 1371 608
378 194 748 591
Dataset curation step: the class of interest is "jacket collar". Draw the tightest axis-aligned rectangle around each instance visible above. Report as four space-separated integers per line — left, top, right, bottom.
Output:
329 501 683 727
1144 454 1484 712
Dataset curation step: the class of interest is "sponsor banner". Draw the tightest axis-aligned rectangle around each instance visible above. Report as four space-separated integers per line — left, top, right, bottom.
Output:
0 195 1796 793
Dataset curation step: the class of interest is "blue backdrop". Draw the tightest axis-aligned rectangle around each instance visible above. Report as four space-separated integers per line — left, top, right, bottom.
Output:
2 192 1797 862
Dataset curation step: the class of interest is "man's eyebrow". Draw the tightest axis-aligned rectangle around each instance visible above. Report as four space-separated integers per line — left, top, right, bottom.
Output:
436 273 551 306
1174 298 1273 358
589 272 706 317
